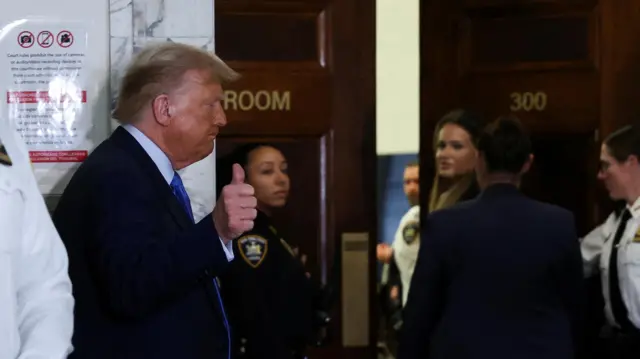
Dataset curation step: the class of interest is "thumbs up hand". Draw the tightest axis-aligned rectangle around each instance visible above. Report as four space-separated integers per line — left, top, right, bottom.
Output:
213 163 257 242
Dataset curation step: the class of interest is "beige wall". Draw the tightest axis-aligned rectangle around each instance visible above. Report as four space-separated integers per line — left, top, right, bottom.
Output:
376 0 420 155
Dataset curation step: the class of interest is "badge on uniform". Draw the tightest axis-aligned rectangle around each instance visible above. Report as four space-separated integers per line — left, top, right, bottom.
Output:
0 137 12 166
633 228 640 243
238 235 268 268
402 221 420 244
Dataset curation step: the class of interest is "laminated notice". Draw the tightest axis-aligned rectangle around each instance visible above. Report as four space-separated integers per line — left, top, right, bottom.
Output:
0 18 109 194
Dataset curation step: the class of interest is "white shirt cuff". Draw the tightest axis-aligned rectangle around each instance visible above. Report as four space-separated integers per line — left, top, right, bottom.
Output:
219 236 234 261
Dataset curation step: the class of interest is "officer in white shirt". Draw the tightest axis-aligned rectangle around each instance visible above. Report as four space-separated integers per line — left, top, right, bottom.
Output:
378 161 420 306
0 119 74 359
582 125 640 359
390 205 420 306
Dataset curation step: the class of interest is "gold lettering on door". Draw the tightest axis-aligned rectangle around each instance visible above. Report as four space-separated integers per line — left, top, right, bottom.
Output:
223 90 291 111
509 92 547 112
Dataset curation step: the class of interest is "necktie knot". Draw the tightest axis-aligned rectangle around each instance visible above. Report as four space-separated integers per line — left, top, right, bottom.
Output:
170 172 194 223
620 209 632 224
171 172 185 190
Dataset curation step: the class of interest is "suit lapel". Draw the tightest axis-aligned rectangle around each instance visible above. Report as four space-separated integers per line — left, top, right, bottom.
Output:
109 127 193 229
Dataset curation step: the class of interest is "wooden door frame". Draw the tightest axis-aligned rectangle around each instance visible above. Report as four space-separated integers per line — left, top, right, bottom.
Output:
214 0 377 357
419 0 450 210
324 0 378 356
417 2 604 232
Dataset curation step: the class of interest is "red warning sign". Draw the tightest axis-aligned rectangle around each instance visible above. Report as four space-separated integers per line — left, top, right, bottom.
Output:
17 31 34 48
29 151 88 163
56 30 74 48
37 31 54 48
6 91 88 104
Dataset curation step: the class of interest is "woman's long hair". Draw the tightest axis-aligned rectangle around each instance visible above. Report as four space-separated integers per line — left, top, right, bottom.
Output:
428 109 484 212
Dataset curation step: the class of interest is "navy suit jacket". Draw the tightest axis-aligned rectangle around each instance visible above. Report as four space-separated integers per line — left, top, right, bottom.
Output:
53 127 230 359
398 184 584 359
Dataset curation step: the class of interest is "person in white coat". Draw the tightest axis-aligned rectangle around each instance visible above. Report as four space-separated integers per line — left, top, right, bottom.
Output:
0 118 74 359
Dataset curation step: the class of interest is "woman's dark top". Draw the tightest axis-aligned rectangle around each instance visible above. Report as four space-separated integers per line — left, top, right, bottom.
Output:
220 210 314 359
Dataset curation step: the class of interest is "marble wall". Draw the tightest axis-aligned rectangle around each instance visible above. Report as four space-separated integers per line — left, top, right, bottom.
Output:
109 0 217 221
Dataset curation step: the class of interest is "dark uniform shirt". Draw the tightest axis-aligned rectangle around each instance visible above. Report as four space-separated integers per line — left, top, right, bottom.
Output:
220 210 314 359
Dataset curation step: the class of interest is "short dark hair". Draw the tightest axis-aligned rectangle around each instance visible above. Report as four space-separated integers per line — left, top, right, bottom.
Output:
477 115 532 174
406 160 419 168
604 125 640 163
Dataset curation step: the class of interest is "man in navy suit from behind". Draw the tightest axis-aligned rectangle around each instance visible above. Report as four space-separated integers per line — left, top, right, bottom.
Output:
52 43 257 359
398 116 584 359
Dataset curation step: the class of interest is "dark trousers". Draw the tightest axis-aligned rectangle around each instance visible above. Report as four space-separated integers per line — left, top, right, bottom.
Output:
601 326 640 359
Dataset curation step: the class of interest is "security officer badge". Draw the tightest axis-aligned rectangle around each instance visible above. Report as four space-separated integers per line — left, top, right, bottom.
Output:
402 220 420 245
0 136 12 166
634 227 640 243
238 235 268 268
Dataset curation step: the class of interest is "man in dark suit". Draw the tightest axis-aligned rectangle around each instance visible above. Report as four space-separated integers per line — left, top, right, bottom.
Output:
398 116 584 359
52 43 256 359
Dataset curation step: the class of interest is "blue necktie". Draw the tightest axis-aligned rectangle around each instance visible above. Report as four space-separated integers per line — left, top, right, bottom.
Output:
170 172 231 358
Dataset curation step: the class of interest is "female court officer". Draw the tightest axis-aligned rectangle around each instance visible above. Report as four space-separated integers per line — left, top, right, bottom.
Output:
582 124 640 359
218 143 316 359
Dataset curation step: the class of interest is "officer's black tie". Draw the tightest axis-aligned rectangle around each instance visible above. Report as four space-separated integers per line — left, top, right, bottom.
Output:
608 209 635 330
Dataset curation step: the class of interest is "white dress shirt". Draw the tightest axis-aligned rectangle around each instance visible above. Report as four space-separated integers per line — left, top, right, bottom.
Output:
581 197 640 329
122 125 234 261
0 120 74 359
392 205 420 305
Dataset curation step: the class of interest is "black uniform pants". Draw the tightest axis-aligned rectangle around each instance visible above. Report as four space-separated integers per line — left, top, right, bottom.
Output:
601 326 640 359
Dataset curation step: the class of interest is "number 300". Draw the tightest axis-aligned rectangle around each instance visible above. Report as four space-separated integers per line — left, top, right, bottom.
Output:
509 92 547 112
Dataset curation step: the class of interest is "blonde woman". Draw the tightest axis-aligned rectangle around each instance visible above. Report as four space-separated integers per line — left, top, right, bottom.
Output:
378 109 484 306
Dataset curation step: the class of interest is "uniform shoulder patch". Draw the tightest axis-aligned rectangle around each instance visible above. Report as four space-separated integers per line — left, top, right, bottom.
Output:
402 220 420 245
237 235 268 268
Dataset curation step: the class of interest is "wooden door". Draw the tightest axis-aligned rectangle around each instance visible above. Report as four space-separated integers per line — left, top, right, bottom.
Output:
420 0 640 235
215 1 376 358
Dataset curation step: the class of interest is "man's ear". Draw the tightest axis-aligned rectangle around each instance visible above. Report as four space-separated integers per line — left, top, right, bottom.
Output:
521 154 534 174
151 94 172 127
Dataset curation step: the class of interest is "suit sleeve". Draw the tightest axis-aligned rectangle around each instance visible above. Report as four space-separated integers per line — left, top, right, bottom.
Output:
397 213 448 359
580 213 614 277
556 212 585 354
89 169 229 319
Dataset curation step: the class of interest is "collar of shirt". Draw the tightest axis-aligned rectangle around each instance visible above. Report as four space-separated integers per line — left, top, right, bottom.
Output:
627 197 640 219
122 124 174 185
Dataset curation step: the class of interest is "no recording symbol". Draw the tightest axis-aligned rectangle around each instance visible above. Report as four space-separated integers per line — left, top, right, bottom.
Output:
17 31 34 48
37 31 53 48
57 30 74 48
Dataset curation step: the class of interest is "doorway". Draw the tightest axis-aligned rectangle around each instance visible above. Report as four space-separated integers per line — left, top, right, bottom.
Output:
215 0 377 357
